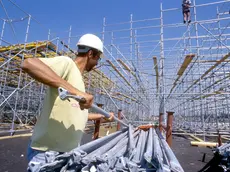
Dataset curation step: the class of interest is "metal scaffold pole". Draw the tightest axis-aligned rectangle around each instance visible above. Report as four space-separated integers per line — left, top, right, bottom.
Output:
0 19 6 46
160 3 166 126
11 15 31 134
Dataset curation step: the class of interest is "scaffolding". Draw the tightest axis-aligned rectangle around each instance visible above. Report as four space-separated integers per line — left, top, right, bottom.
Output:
0 0 229 141
0 0 134 134
100 0 230 140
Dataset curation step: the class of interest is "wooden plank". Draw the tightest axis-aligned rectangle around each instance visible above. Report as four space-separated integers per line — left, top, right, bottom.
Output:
185 53 230 93
106 60 135 91
179 129 203 142
191 141 218 147
177 54 195 75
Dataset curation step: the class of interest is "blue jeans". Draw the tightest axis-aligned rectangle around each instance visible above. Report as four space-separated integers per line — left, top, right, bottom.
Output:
27 141 62 172
27 144 45 162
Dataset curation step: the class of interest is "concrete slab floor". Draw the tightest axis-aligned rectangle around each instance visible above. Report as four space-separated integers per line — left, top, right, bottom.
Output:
172 135 214 172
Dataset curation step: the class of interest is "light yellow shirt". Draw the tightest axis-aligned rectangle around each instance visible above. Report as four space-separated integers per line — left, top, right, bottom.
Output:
31 56 88 152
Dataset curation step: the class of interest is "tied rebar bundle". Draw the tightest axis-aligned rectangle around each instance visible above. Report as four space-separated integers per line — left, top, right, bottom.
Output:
199 141 230 172
28 126 184 172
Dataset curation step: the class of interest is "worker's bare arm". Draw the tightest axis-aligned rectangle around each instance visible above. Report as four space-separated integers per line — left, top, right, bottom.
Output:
88 113 104 121
22 58 74 93
88 113 114 122
22 58 93 108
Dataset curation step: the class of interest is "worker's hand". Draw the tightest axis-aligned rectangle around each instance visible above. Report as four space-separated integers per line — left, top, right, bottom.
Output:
76 91 94 110
103 112 114 122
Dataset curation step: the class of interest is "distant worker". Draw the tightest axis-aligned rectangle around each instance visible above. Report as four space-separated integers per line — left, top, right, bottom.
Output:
22 33 114 171
182 0 192 24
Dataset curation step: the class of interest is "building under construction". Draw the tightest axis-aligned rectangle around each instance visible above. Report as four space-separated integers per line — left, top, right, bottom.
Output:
0 0 230 172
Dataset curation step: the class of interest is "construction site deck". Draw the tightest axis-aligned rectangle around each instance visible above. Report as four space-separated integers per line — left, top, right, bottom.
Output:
0 0 230 172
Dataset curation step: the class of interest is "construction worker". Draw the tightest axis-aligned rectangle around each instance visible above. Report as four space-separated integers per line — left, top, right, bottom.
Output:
22 33 114 171
182 0 192 24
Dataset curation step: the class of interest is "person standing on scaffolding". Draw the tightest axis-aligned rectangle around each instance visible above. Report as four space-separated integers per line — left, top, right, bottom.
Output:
182 0 192 24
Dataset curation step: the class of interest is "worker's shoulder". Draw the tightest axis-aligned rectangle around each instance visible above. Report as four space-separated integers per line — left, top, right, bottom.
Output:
39 55 72 62
39 56 75 68
52 56 75 64
52 56 73 61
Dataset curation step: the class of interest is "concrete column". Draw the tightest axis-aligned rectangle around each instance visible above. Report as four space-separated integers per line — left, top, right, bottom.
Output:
166 111 174 147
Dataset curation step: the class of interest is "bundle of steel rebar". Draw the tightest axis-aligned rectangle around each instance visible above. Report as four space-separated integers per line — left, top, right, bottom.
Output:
27 125 184 172
198 141 230 172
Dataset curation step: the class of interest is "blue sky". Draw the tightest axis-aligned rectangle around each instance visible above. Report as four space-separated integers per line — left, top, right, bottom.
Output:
0 0 223 47
0 0 229 97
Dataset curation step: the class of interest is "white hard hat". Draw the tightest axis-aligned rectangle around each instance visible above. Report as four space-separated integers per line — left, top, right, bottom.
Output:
77 34 103 54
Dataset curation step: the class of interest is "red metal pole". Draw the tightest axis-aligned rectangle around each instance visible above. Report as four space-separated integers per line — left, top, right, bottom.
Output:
159 112 163 132
93 103 103 140
217 130 222 146
166 111 174 147
117 109 122 131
